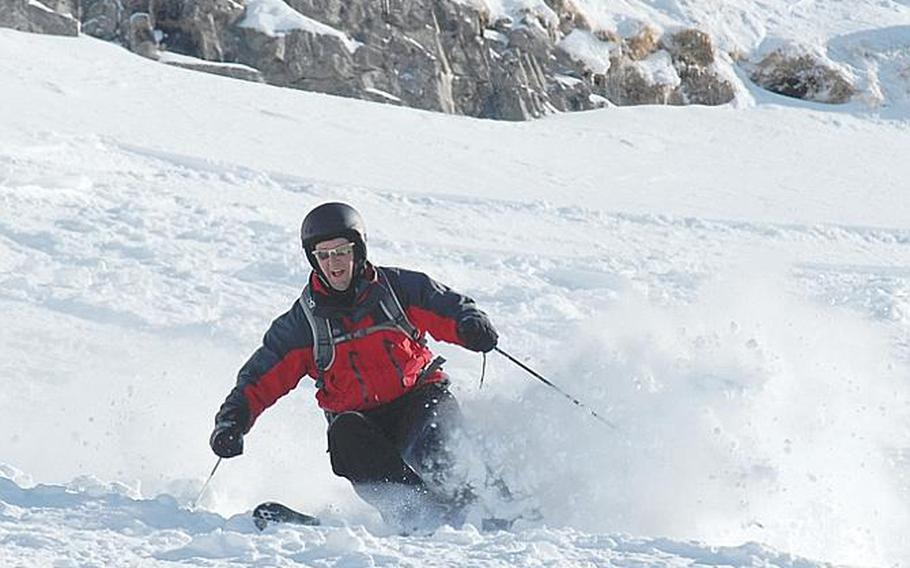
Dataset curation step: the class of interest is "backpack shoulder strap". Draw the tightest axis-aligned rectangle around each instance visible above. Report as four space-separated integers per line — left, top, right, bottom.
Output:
376 269 424 345
300 285 336 373
300 272 423 377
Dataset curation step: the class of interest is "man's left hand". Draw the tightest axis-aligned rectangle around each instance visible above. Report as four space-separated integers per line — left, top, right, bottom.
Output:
458 314 498 353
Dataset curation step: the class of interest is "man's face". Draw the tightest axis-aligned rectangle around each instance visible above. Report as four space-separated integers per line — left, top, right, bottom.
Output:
313 237 356 291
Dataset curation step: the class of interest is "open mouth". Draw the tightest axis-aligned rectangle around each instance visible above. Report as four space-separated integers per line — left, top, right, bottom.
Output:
329 269 346 279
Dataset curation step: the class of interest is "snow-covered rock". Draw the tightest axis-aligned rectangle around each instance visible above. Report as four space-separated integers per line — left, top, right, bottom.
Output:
750 43 856 104
127 12 160 60
828 25 910 115
159 50 265 82
662 29 737 105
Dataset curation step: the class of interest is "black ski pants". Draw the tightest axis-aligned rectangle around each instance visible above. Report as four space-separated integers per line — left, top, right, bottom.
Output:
326 382 467 523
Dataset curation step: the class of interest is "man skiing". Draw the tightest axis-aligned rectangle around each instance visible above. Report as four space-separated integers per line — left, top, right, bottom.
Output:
209 202 499 529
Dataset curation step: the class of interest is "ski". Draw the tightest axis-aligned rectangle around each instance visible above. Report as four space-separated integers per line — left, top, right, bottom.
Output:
252 501 321 531
250 499 538 532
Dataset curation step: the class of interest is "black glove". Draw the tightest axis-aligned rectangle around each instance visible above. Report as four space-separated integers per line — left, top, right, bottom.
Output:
457 313 498 353
210 419 244 458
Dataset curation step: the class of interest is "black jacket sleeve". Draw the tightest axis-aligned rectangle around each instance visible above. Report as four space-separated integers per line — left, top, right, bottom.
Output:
215 301 315 432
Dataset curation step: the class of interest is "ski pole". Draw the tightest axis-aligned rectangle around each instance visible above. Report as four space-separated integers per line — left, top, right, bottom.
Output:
494 346 617 430
192 457 222 509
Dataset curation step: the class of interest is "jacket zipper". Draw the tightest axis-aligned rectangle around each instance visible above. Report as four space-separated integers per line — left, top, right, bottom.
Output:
383 339 407 388
347 351 370 405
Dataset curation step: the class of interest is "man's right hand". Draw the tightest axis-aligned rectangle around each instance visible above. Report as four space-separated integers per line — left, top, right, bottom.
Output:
210 420 244 458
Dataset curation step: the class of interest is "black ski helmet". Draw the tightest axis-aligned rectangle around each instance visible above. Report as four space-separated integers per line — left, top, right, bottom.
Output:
300 202 368 278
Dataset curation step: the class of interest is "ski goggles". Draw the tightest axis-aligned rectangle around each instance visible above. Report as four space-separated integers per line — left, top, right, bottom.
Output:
313 242 355 261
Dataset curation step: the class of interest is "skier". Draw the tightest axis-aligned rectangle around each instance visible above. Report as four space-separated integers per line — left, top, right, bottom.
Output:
209 202 499 529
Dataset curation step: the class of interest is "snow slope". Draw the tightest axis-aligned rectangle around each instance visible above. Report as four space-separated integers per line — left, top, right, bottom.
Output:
1 23 909 568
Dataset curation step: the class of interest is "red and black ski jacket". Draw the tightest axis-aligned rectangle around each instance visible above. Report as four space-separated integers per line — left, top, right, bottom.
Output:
216 263 488 432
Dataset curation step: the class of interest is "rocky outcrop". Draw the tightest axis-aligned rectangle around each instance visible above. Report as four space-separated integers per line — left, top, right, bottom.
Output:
81 0 122 40
0 0 79 36
53 0 734 119
223 0 583 119
80 0 246 60
0 0 868 118
40 0 79 18
233 25 357 94
662 29 737 105
750 47 856 104
557 25 736 108
154 0 245 62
